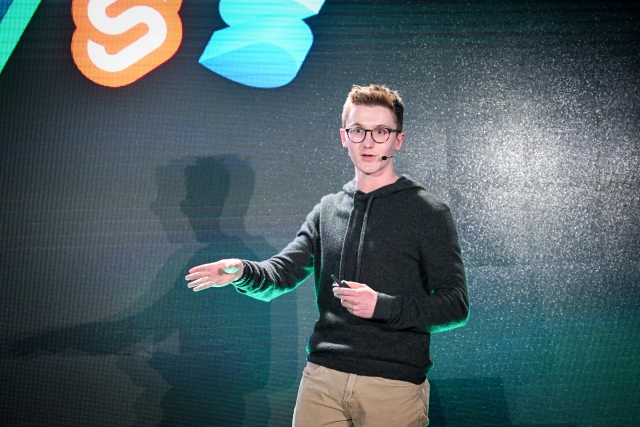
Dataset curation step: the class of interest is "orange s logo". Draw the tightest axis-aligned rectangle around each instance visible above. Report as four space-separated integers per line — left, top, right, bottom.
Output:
71 0 182 87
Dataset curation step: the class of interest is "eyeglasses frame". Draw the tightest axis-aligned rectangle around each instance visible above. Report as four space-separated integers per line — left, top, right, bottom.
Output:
343 126 401 144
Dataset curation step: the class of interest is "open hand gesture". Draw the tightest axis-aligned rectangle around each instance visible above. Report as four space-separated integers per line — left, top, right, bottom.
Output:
185 259 244 292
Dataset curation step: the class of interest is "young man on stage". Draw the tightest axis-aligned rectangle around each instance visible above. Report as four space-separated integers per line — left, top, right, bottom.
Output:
186 84 469 427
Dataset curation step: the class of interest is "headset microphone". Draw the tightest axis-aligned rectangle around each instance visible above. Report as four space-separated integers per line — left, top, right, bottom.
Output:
381 155 394 160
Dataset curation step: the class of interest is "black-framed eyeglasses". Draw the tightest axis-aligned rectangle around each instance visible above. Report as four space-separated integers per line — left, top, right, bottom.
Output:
344 127 400 143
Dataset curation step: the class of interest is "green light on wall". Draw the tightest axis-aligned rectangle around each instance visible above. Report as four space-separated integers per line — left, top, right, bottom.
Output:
0 0 41 73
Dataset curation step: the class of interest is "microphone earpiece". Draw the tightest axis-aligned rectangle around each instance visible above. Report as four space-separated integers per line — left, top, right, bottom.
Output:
381 155 394 160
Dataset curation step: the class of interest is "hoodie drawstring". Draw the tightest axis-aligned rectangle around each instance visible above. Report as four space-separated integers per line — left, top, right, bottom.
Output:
354 195 374 282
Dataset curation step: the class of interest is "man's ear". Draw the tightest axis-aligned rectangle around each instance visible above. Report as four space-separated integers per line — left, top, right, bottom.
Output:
395 131 405 150
340 128 349 148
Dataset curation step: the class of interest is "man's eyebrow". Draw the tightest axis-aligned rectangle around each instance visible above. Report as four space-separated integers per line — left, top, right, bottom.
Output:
345 122 391 128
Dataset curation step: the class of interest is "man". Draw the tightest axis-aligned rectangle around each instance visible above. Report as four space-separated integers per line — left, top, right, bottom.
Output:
185 84 469 426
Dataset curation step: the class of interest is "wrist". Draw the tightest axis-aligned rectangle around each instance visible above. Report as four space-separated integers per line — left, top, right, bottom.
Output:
371 292 393 320
232 260 250 286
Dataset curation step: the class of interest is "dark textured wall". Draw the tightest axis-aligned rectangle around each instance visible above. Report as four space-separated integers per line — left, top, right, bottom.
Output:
1 1 639 426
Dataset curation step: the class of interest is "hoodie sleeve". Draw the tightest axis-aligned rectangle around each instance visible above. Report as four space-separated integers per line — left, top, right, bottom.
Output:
371 205 469 333
232 205 319 302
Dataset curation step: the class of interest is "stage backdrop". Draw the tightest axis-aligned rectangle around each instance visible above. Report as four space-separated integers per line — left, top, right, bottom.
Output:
1 1 639 426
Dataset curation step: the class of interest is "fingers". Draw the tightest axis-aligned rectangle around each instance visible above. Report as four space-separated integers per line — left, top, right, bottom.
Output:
185 263 214 280
192 281 217 292
333 288 356 308
339 296 366 317
186 276 216 290
332 286 358 298
332 284 377 319
335 295 355 315
340 297 354 309
342 281 364 289
185 259 243 292
186 259 241 277
185 262 219 291
187 277 214 287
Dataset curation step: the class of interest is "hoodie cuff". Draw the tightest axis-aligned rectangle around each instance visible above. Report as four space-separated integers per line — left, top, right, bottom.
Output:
232 260 252 292
371 292 394 321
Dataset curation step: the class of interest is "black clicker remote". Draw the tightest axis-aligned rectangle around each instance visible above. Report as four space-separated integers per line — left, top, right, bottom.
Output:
331 274 350 288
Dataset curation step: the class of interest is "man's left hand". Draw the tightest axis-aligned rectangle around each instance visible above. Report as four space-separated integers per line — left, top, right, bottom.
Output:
333 281 377 319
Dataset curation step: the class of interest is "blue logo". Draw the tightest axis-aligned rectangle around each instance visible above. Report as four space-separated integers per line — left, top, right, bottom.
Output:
199 0 325 89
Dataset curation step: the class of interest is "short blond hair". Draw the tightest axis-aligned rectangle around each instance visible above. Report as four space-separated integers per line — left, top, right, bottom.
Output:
341 84 404 131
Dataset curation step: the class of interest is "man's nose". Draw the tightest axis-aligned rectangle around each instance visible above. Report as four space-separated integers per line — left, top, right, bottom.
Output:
362 132 376 147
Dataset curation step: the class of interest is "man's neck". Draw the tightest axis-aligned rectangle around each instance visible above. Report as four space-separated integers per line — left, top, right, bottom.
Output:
354 169 399 193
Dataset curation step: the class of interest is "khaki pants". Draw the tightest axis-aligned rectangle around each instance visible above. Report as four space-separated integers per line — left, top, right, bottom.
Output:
292 362 430 427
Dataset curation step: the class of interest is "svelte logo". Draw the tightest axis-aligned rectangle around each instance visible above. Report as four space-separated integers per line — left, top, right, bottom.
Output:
71 0 182 87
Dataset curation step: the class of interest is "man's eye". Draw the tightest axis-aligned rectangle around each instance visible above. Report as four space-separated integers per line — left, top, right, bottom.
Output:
374 128 388 135
351 128 364 134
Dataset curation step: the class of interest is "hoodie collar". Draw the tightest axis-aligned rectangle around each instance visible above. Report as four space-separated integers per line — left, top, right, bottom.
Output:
343 175 423 201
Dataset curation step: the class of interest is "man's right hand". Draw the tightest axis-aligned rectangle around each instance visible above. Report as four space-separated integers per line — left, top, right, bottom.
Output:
185 259 244 292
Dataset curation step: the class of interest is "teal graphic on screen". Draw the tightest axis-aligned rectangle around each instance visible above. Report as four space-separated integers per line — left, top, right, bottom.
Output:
199 0 325 88
0 0 40 72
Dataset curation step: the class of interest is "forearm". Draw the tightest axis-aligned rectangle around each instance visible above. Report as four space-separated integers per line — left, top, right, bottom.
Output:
373 284 469 333
234 253 313 301
233 221 317 301
372 207 469 332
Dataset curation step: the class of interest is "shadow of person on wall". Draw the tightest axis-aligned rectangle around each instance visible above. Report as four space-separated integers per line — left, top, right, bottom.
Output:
2 155 298 426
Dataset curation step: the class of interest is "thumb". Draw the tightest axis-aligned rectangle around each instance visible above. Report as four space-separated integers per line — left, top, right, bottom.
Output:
222 259 241 275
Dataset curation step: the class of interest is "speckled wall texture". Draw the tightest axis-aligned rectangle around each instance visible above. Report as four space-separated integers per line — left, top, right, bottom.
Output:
1 1 638 426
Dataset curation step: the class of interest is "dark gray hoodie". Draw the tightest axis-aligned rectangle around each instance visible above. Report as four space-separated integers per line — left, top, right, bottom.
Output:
235 176 468 384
